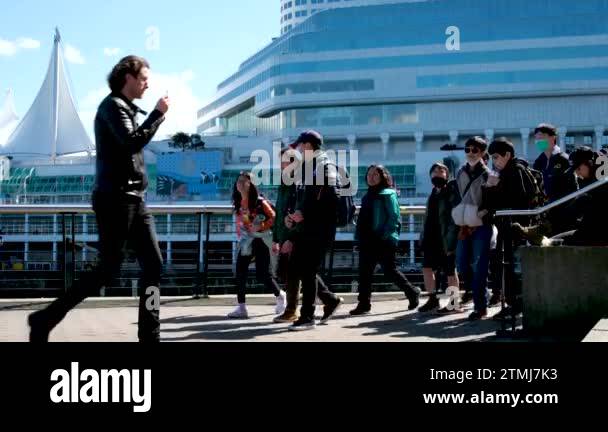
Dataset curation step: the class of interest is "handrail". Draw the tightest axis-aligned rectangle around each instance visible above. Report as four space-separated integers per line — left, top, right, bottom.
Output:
0 203 427 216
495 176 608 218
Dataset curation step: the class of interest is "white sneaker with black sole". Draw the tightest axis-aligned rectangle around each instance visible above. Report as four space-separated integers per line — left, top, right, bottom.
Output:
288 317 316 331
227 304 249 319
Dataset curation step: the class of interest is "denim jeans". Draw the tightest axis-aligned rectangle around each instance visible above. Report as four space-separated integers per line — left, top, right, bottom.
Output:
456 225 492 312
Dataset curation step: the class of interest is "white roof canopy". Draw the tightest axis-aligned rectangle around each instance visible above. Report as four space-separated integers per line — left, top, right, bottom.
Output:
0 29 93 160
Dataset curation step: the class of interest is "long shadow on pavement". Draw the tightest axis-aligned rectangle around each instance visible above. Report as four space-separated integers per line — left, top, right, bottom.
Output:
342 309 504 342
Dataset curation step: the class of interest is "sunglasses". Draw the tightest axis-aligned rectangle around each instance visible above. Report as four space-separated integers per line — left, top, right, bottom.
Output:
465 147 480 154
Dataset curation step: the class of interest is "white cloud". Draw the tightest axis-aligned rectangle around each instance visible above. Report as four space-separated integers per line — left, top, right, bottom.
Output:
0 39 17 56
78 69 201 141
16 38 41 50
145 70 201 137
0 37 40 56
63 44 86 64
103 47 122 57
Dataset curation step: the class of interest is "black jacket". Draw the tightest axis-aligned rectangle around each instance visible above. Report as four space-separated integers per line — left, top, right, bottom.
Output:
533 150 577 202
567 179 608 246
293 154 338 244
94 93 165 196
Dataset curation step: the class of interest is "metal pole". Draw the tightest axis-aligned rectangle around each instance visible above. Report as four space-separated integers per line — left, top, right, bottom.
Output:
62 213 67 293
71 213 76 291
202 212 211 298
193 212 203 299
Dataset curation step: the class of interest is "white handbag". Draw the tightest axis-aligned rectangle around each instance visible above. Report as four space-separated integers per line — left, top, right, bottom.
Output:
451 203 483 227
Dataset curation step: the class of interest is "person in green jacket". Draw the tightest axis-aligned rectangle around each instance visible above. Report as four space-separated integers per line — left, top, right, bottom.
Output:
418 163 461 313
350 165 421 315
272 146 301 323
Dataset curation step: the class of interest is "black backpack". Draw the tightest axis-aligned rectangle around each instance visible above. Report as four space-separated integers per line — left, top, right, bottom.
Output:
322 163 357 228
515 158 546 209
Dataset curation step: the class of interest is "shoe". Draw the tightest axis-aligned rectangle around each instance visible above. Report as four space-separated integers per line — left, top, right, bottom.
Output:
493 306 522 321
275 291 287 315
28 310 50 343
418 295 440 313
406 285 421 310
437 306 464 315
320 297 344 324
289 316 316 331
349 303 371 316
273 311 298 323
488 293 502 307
468 310 488 321
227 304 249 319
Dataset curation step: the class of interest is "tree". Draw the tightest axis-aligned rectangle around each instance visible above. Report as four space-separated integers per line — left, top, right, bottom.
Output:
190 134 205 151
170 132 192 152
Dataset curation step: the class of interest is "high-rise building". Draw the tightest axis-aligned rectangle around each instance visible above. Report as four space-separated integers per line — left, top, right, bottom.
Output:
280 0 419 34
201 0 608 200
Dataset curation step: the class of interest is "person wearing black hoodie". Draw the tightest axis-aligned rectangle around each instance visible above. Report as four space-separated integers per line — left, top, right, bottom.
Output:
287 131 344 331
484 138 537 319
564 147 608 246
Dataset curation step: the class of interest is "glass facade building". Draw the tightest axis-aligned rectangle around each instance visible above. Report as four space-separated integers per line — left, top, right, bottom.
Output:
199 0 608 189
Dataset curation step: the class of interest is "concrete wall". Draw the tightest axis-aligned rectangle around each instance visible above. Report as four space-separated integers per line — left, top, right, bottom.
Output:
521 247 608 337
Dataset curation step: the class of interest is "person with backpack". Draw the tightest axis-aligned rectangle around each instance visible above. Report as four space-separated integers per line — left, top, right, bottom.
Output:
483 138 538 320
227 172 286 319
418 163 460 313
349 165 421 315
286 131 344 331
452 137 493 320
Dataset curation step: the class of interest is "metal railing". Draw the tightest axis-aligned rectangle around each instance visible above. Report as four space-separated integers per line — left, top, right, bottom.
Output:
495 176 608 218
493 176 608 335
0 203 427 297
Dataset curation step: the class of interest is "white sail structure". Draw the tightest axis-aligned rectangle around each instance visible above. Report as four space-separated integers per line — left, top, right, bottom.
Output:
0 89 19 146
0 89 18 128
1 29 93 160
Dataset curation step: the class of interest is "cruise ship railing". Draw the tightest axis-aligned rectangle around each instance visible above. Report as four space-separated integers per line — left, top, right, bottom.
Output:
0 204 426 297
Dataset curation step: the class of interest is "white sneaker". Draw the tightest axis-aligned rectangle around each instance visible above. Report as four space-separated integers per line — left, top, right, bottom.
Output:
275 291 287 315
227 304 249 319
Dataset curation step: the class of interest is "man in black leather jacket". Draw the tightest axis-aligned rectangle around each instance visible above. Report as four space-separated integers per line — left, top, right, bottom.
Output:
28 56 170 342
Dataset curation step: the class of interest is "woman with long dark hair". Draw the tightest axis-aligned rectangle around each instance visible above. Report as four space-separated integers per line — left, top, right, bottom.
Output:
351 165 421 315
228 172 286 319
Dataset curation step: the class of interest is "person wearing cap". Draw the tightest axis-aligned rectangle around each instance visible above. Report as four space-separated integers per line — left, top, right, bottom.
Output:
563 147 608 246
286 130 344 331
483 137 538 320
452 137 493 320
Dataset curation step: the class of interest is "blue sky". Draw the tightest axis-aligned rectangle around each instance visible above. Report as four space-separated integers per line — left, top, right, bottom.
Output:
0 0 280 139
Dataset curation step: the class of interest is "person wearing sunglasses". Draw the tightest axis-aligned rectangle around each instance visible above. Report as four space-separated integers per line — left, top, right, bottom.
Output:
451 137 493 320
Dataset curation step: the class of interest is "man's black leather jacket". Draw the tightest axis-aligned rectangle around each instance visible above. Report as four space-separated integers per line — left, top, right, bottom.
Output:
94 93 165 196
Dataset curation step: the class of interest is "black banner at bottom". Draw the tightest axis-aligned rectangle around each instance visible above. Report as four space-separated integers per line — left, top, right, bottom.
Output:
1 343 606 420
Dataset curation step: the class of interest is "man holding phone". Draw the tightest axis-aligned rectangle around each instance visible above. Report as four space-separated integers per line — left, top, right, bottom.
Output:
28 56 170 342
